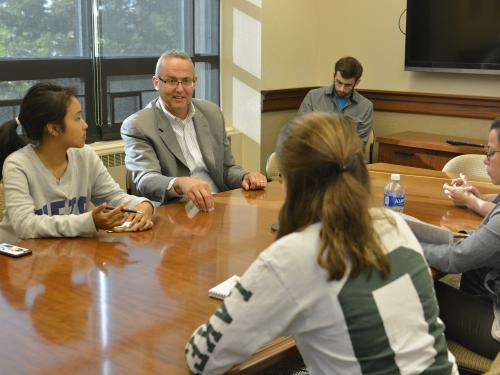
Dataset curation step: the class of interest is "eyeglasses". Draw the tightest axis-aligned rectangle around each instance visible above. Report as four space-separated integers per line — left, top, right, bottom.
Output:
485 147 500 159
334 79 355 90
156 76 195 88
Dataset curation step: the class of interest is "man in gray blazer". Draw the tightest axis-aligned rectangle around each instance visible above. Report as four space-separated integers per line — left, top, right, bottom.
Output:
121 50 266 212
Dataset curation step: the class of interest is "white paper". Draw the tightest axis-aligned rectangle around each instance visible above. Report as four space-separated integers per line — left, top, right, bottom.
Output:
208 275 241 300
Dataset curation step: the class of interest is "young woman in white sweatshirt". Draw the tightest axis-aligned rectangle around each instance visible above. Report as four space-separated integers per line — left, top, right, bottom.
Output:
0 82 154 243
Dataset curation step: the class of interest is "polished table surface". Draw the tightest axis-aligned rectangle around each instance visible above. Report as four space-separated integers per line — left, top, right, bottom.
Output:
368 164 500 231
2 166 500 374
368 162 492 182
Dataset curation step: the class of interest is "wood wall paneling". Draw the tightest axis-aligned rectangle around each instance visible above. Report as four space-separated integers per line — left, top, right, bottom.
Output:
261 87 500 119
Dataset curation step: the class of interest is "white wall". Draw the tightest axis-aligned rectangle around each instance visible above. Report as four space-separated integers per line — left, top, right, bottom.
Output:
222 0 500 170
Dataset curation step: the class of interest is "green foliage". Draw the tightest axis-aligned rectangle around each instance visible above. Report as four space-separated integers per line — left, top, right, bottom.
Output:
99 0 183 56
0 0 77 57
0 0 185 58
0 80 34 100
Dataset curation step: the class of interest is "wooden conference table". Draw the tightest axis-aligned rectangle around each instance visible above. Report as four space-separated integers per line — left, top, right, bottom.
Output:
1 164 499 375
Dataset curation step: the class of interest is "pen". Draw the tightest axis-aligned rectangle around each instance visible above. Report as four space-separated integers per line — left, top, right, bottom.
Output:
103 206 140 214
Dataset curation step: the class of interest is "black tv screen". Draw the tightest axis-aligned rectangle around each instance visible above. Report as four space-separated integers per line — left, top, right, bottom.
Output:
405 0 500 74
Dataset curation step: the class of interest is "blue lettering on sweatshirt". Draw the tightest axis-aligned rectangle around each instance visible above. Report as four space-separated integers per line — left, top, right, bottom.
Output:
78 197 87 213
68 197 77 213
34 196 88 215
50 200 65 215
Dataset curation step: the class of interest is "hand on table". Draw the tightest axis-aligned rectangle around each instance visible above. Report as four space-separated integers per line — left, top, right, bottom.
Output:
92 204 127 231
174 177 214 212
447 173 481 197
443 184 475 207
114 201 154 232
93 202 154 232
444 173 482 208
449 172 469 188
241 172 267 190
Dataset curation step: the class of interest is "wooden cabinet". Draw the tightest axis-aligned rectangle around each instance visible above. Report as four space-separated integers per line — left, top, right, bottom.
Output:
376 131 485 170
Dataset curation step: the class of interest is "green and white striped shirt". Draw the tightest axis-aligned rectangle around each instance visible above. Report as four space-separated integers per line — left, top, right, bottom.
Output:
186 208 458 375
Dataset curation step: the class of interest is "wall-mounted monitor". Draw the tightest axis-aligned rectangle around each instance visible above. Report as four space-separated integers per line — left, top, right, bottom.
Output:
405 0 500 75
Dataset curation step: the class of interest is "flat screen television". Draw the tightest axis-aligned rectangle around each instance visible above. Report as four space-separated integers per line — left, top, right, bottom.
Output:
405 0 500 75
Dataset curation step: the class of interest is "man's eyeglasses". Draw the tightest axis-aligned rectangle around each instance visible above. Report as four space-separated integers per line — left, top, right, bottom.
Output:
485 147 500 159
157 76 195 88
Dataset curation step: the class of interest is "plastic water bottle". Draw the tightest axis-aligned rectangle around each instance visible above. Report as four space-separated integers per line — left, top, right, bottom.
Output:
384 173 405 212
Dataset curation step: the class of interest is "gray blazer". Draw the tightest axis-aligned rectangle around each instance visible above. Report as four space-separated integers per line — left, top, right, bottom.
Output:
120 98 247 203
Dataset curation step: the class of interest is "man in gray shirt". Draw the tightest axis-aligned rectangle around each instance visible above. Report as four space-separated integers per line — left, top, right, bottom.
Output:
298 56 373 144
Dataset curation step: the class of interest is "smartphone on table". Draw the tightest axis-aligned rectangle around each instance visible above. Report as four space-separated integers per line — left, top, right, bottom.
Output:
0 243 32 258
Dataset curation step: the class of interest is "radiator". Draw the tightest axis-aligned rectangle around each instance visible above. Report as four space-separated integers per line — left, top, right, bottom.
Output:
90 131 241 192
0 131 241 219
90 140 127 191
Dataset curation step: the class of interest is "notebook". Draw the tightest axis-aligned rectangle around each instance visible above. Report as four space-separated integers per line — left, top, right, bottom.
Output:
208 275 240 300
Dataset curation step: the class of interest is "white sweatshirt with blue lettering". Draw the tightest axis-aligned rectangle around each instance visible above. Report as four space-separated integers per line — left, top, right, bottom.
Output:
0 144 149 243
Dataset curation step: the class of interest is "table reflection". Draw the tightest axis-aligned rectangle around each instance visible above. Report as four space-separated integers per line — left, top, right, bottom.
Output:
0 239 134 345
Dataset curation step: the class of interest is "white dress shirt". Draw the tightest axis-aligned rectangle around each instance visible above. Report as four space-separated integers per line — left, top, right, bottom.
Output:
159 100 219 194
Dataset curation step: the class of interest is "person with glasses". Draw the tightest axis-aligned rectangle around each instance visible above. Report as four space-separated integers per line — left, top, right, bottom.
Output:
186 113 457 374
298 56 373 144
121 50 266 212
442 134 500 217
414 119 500 359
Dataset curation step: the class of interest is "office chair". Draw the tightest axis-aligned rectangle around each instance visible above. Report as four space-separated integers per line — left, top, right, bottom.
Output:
438 264 493 372
442 154 488 179
439 273 493 373
126 169 133 195
265 152 280 181
447 339 492 374
485 352 500 375
364 129 375 164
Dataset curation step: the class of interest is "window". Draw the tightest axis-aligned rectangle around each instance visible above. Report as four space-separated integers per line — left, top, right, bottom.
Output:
0 0 220 142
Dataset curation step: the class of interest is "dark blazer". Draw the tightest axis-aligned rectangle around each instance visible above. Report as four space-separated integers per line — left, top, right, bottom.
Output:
121 98 247 203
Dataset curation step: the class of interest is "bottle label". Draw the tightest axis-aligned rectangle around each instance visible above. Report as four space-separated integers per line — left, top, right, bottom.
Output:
384 194 405 208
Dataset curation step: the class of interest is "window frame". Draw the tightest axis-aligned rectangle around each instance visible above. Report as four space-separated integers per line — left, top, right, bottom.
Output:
0 0 220 143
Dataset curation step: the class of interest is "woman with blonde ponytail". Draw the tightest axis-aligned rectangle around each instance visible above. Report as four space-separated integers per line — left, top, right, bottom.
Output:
186 113 457 375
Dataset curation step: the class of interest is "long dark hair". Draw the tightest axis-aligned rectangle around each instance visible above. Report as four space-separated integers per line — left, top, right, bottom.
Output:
0 83 76 180
276 112 390 280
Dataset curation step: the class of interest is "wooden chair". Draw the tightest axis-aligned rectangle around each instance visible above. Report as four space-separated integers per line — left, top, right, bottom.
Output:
442 154 488 178
364 129 375 164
